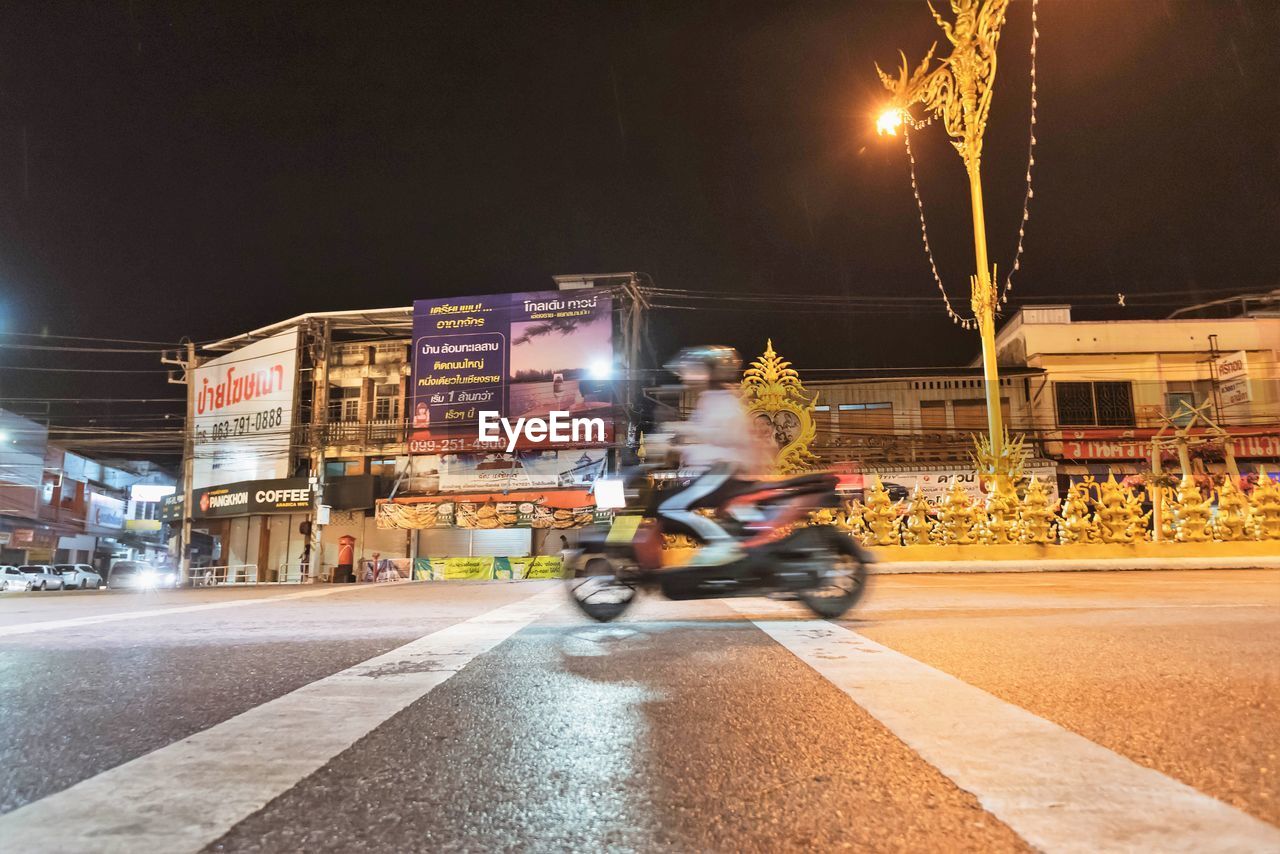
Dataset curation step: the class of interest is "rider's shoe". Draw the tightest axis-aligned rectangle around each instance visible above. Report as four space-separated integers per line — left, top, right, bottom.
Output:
688 541 745 567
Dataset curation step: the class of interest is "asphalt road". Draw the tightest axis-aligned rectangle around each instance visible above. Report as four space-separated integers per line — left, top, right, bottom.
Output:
0 570 1276 852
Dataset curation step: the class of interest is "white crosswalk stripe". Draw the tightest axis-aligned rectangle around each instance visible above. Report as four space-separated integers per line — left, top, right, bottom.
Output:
727 598 1280 853
0 587 567 854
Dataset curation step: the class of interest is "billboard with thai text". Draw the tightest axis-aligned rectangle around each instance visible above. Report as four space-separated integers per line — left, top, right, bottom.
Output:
191 330 299 489
409 289 614 454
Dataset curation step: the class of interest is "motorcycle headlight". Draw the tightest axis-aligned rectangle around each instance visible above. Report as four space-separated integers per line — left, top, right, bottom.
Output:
593 477 627 510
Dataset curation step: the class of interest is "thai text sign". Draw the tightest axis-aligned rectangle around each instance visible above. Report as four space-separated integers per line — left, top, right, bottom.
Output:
409 290 613 452
1214 350 1251 406
192 330 299 489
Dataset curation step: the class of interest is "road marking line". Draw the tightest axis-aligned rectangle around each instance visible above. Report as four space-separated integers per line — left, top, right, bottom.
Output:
0 582 404 638
0 586 566 853
727 599 1280 853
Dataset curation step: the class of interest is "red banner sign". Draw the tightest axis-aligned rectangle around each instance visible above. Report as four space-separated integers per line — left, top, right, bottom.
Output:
1053 428 1280 461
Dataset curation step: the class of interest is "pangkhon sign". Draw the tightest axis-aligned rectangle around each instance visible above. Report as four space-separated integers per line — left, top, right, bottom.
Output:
192 477 313 518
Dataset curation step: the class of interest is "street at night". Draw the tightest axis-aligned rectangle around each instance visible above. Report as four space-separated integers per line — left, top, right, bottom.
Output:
2 0 1280 850
2 571 1277 852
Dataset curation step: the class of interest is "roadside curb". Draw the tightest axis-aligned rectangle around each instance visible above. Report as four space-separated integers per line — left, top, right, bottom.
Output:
870 557 1280 574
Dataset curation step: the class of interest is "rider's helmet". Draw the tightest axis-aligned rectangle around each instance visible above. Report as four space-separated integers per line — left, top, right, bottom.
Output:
664 345 742 386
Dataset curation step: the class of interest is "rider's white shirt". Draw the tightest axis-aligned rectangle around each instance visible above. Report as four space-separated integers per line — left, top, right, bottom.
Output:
678 389 771 471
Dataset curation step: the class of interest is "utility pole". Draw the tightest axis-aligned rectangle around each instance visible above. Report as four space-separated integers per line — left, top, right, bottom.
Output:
162 340 197 585
307 320 331 582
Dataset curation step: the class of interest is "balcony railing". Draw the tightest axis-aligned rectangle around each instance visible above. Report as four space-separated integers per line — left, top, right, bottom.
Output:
314 419 408 448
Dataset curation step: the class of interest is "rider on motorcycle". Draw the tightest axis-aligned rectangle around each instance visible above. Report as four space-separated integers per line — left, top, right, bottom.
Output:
658 345 773 567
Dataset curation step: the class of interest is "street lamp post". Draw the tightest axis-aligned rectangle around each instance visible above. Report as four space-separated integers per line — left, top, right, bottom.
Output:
876 0 1015 483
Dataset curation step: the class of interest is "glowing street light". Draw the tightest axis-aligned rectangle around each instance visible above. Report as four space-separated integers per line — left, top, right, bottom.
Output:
876 108 903 137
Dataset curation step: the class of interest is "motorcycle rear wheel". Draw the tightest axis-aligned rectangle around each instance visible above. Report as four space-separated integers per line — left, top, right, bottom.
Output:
797 528 870 620
566 555 638 623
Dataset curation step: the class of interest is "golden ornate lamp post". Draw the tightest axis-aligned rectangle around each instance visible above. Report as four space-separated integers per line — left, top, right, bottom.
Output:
875 0 1035 486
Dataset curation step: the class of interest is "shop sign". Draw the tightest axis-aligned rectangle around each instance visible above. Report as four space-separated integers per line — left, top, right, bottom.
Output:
125 519 163 533
1213 351 1251 406
193 477 313 518
858 461 1058 506
0 531 10 546
412 555 563 581
1055 428 1280 460
88 493 127 529
415 448 607 493
191 329 299 490
161 494 185 522
409 288 615 453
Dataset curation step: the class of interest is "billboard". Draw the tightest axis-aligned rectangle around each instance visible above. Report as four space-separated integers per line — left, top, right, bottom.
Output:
409 290 614 453
191 330 299 490
402 448 608 493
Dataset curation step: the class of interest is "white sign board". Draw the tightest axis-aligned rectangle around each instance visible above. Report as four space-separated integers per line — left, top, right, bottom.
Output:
863 460 1059 507
192 330 299 490
87 493 127 529
1214 350 1251 406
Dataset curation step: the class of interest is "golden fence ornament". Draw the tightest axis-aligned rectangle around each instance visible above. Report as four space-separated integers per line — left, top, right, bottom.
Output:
740 339 820 474
1249 475 1280 540
1057 481 1096 545
1171 476 1213 543
1017 475 1056 545
1094 475 1148 545
862 477 902 546
979 485 1018 544
1213 477 1251 542
936 481 978 545
900 485 936 545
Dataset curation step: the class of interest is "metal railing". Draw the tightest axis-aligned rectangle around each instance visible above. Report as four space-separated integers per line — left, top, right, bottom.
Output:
316 419 407 447
186 564 258 586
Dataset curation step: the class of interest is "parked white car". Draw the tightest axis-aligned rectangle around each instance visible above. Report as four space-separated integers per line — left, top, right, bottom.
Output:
55 564 104 590
19 565 65 591
1 565 33 591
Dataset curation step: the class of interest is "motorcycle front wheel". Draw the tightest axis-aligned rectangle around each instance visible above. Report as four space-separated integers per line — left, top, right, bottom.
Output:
566 554 638 623
796 527 871 620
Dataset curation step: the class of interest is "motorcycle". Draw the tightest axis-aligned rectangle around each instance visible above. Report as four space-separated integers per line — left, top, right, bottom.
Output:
566 461 872 622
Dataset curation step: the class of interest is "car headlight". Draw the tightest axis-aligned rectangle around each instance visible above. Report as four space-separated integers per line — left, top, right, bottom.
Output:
140 570 159 586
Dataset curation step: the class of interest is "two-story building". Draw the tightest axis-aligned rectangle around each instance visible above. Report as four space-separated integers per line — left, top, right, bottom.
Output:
991 301 1280 485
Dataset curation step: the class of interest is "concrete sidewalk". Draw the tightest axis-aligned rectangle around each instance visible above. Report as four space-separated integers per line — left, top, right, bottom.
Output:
872 555 1280 574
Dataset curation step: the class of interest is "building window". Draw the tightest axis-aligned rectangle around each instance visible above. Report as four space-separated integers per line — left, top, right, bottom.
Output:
1054 381 1135 427
837 402 893 432
373 384 401 421
1165 381 1212 424
329 386 361 422
954 397 1012 430
919 400 948 430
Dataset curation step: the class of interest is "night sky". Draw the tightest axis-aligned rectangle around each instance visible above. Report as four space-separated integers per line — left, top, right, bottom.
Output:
0 0 1277 413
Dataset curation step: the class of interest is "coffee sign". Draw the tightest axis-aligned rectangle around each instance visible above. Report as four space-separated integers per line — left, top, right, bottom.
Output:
192 477 313 518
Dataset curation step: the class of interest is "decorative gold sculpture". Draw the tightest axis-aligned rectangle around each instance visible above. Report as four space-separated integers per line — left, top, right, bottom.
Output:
1017 475 1055 545
1057 481 1096 545
1094 475 1147 545
1171 476 1212 543
740 340 820 474
1213 477 1251 542
936 481 978 545
861 477 902 546
1249 475 1280 540
900 485 937 545
972 428 1027 501
979 484 1018 544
